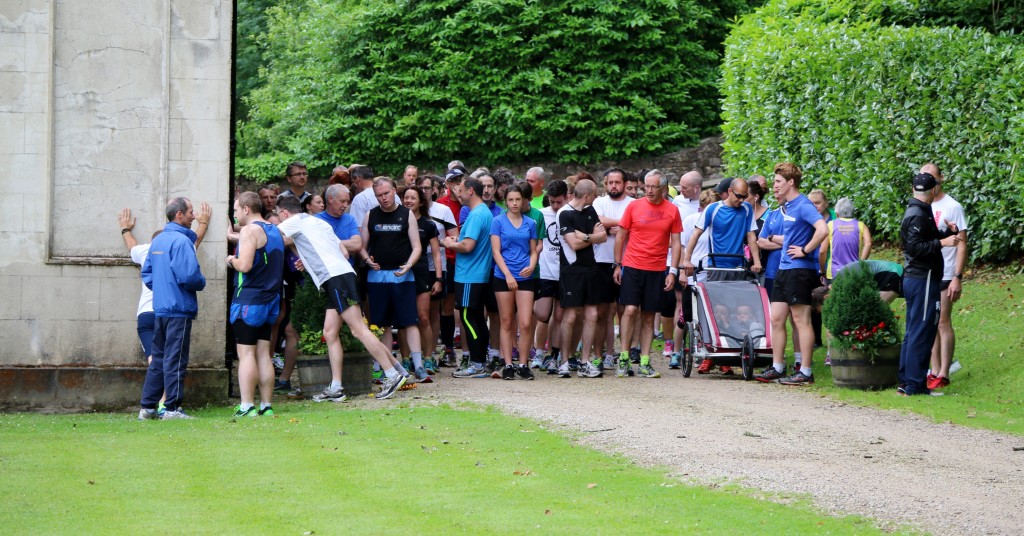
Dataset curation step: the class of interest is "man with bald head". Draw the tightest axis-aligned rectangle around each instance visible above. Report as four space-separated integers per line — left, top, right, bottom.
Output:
526 167 546 210
922 162 968 390
672 170 703 219
557 178 607 378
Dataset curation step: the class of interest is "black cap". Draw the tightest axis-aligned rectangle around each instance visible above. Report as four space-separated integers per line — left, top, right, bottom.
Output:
714 178 732 195
444 168 465 183
913 172 937 192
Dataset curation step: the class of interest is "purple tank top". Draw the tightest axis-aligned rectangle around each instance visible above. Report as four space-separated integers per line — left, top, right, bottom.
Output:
829 218 861 277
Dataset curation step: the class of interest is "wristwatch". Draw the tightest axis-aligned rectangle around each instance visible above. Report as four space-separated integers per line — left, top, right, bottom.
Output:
954 273 963 279
584 234 590 242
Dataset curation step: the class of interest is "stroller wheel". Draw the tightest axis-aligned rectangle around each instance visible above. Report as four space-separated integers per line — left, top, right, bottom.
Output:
682 322 697 378
740 335 754 380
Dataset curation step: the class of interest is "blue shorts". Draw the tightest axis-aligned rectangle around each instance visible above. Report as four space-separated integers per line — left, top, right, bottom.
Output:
366 281 419 328
229 301 281 328
136 312 156 358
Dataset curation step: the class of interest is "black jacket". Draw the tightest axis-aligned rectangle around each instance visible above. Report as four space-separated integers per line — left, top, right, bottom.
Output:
900 198 954 280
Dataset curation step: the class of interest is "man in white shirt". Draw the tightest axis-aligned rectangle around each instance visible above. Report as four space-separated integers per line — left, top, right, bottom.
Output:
923 163 968 390
663 171 703 361
592 168 634 370
275 196 408 401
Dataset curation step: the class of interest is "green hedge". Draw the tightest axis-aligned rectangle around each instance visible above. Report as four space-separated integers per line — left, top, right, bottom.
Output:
237 0 762 179
721 4 1024 261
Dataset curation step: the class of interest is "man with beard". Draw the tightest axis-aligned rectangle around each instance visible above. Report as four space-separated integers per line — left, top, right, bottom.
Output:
592 168 634 370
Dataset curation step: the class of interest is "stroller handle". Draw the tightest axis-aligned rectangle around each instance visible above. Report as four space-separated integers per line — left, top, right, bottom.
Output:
696 253 753 276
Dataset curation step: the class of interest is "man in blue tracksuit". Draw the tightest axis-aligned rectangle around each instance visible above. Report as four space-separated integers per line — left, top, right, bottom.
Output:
138 197 207 420
899 173 960 396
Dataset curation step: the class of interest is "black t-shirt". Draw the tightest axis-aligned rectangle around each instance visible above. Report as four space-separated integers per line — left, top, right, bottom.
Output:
414 215 439 273
367 205 412 270
558 204 599 270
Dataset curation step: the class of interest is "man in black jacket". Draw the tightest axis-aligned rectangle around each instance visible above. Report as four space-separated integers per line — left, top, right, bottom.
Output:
899 172 960 395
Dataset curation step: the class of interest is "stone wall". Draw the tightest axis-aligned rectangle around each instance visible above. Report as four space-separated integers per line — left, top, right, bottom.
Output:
0 0 232 410
238 135 726 194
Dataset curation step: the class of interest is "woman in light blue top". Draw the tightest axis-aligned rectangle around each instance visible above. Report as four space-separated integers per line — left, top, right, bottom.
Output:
489 184 539 379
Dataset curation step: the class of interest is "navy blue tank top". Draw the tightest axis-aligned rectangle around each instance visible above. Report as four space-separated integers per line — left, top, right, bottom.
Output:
234 221 285 305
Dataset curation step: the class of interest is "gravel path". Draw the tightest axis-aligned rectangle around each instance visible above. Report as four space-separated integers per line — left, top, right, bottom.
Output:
404 367 1024 535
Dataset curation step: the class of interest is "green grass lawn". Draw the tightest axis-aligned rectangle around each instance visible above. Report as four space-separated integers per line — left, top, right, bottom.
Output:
0 403 896 535
807 265 1024 435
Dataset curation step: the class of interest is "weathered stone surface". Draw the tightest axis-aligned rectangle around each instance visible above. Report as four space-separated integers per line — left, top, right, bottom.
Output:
0 367 228 412
0 1 231 399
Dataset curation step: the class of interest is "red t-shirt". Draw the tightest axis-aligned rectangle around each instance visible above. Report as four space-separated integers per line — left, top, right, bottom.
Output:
436 193 463 261
619 197 682 271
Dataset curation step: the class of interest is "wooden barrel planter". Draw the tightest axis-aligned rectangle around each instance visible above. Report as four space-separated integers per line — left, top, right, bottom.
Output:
296 352 373 397
830 345 900 390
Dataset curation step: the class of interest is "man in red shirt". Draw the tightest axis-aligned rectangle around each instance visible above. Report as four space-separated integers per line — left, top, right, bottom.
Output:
436 167 466 365
613 169 683 378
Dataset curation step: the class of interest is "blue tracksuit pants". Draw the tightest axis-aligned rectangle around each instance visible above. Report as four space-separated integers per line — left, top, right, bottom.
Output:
898 275 940 395
140 317 193 411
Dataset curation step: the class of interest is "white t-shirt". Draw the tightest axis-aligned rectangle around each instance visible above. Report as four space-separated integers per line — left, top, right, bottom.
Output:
539 206 562 280
667 195 700 266
349 188 401 230
130 244 153 316
428 202 457 273
277 213 355 288
681 211 710 283
931 193 968 281
591 194 634 263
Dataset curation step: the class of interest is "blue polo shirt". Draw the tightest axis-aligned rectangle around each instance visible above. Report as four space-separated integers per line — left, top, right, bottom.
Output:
314 211 359 241
455 204 494 284
758 208 786 280
699 201 754 268
779 194 823 271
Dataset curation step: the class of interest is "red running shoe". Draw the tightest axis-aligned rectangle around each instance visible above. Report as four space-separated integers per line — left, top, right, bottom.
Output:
697 359 715 374
719 365 734 375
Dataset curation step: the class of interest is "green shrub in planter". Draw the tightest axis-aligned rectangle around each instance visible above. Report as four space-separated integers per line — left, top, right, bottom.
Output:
821 263 901 362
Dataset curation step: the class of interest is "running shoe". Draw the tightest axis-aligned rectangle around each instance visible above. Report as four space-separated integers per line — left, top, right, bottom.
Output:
441 350 456 367
663 340 675 356
452 362 489 378
272 355 285 371
927 374 950 390
530 353 545 369
793 362 801 373
511 347 519 361
312 386 347 403
567 357 581 372
258 406 274 417
402 359 413 373
557 361 572 378
424 358 439 374
720 365 734 376
544 356 558 375
273 379 292 393
161 409 194 420
637 364 661 378
602 354 617 371
669 353 681 369
697 359 715 374
515 364 535 380
926 373 938 387
778 371 814 385
578 360 603 378
157 402 166 418
616 358 632 378
372 369 384 385
233 405 258 418
825 350 832 366
629 347 641 364
414 366 433 384
376 374 408 399
755 367 785 383
502 364 516 380
137 408 158 421
949 360 962 375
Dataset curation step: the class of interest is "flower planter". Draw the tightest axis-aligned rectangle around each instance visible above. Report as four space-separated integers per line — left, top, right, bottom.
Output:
829 344 900 390
296 352 373 397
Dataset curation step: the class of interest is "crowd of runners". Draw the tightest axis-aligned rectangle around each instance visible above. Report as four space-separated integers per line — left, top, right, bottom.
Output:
127 159 968 419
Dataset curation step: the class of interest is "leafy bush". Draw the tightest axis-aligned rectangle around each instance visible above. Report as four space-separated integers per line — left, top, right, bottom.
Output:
822 263 900 361
752 0 1024 34
238 0 762 179
721 2 1024 261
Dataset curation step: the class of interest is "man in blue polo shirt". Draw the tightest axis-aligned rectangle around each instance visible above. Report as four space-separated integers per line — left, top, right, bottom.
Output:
682 177 761 280
444 177 494 378
315 184 361 252
756 163 828 385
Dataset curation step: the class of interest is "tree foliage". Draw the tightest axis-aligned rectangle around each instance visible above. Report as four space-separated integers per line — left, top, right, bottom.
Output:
721 0 1024 262
237 0 761 179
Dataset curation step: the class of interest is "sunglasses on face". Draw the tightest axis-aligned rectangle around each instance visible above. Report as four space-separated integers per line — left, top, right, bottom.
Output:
732 191 749 200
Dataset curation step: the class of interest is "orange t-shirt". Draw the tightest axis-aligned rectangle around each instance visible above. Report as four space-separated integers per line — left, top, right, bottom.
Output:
619 198 683 271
